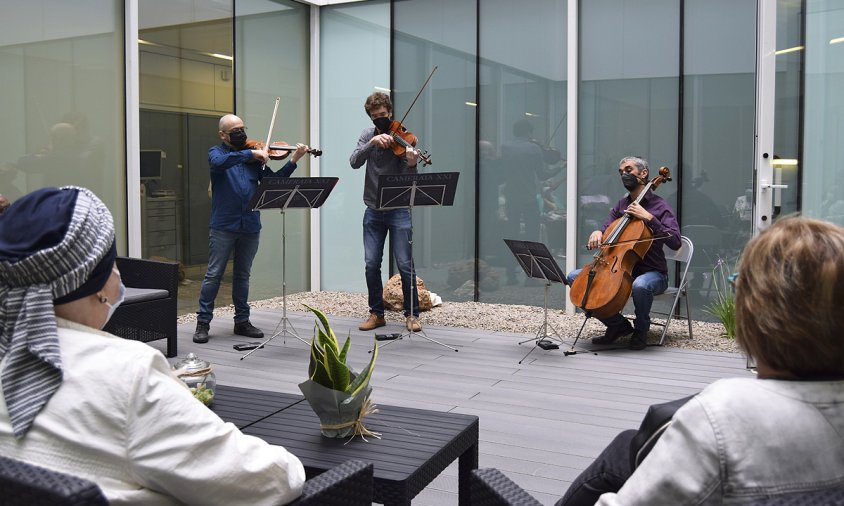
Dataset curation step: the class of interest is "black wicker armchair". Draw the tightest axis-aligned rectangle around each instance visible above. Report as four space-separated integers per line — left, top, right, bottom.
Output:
471 467 844 506
103 256 178 357
0 456 108 506
0 456 373 506
470 468 542 506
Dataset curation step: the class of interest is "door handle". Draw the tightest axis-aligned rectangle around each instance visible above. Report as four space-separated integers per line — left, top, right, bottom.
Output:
760 181 788 190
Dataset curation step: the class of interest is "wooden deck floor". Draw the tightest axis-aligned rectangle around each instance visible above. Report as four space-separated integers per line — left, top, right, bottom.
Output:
152 308 752 505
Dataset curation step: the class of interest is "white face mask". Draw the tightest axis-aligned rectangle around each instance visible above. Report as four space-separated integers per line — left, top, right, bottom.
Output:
102 268 126 328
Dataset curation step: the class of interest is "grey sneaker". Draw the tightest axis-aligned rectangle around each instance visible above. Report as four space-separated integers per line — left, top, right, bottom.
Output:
193 322 210 344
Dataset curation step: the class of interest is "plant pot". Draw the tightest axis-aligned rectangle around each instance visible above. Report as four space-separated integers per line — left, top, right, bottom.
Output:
298 376 374 438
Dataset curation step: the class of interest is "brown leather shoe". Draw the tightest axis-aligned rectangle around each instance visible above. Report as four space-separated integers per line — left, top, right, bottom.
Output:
359 313 386 331
406 316 422 332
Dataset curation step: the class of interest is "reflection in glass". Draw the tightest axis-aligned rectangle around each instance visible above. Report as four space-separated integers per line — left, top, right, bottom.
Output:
0 0 124 250
393 0 478 302
680 0 755 317
478 0 567 305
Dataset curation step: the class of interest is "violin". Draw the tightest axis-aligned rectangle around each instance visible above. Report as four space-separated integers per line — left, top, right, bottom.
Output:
568 167 672 318
243 139 322 160
530 138 563 164
382 121 432 166
382 65 437 167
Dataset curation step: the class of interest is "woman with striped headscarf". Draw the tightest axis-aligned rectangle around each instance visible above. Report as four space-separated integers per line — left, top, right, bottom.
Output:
0 187 305 505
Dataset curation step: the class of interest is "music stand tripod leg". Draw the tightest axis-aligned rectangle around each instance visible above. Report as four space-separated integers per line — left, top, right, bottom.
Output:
562 312 598 357
518 282 564 363
398 206 458 352
241 210 308 360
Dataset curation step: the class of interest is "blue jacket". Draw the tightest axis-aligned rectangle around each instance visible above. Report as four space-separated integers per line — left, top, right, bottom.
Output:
208 143 297 233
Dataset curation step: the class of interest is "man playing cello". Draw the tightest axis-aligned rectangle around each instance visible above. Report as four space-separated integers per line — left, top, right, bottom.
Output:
567 156 681 350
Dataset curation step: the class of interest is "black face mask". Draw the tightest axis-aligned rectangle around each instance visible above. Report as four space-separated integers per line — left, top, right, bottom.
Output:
372 116 392 134
227 128 247 148
621 173 642 191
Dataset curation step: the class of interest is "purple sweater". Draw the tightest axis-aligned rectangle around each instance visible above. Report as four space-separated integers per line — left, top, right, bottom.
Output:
601 190 681 276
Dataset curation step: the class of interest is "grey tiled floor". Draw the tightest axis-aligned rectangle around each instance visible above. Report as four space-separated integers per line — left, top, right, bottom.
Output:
150 308 752 505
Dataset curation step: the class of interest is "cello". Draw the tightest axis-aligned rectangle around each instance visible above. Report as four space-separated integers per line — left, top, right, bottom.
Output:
568 167 672 318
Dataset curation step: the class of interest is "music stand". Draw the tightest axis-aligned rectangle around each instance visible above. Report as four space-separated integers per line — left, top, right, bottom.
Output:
240 176 339 360
374 171 460 352
504 239 578 363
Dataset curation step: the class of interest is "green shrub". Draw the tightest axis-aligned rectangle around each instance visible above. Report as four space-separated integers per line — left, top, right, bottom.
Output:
704 257 737 339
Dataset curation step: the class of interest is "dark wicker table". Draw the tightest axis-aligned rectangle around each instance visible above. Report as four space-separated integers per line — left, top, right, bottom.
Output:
211 384 305 429
214 385 479 505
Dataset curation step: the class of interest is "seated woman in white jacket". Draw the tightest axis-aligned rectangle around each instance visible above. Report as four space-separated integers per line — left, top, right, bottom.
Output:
596 215 844 505
0 186 305 505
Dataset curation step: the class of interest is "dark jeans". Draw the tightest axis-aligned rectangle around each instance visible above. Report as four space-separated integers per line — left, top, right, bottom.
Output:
566 269 668 332
197 228 260 324
556 430 636 506
363 207 419 317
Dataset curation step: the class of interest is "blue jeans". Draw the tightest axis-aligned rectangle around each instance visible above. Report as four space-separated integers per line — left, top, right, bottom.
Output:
566 269 668 332
363 207 419 317
197 228 261 324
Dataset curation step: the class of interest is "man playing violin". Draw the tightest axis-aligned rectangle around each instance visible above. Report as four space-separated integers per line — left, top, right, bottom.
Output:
567 156 681 350
350 92 423 333
193 114 310 344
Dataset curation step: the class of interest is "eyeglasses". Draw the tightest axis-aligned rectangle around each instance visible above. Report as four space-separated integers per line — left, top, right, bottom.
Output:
224 127 246 135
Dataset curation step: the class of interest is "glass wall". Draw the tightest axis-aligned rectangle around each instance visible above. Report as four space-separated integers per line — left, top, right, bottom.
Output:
803 0 844 226
0 2 125 249
681 0 756 307
320 0 391 293
393 0 478 302
478 0 567 306
139 0 234 314
237 0 311 301
578 0 680 270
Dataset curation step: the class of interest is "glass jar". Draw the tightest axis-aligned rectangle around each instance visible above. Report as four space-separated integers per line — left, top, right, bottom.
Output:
173 353 217 406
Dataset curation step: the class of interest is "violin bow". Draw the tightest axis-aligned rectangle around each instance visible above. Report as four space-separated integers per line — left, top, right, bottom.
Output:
396 66 438 127
261 97 281 170
547 112 567 147
595 233 673 250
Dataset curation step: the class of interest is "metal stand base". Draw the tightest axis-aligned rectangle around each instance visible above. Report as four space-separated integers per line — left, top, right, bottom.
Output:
241 211 308 360
376 325 458 352
561 313 598 357
374 207 458 353
518 283 564 364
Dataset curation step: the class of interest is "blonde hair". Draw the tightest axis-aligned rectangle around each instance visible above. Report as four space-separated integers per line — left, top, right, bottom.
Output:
735 215 844 377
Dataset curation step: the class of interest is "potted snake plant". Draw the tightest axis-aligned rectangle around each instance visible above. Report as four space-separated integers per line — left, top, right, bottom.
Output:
298 304 380 439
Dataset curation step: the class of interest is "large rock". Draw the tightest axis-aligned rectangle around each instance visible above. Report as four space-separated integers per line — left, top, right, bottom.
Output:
383 274 433 312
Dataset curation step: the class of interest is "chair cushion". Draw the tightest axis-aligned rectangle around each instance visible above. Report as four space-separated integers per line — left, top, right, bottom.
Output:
124 287 169 304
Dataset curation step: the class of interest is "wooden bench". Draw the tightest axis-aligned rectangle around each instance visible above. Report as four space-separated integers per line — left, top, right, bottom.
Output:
103 256 179 357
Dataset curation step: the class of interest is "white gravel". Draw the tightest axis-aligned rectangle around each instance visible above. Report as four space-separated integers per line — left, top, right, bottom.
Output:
178 290 740 353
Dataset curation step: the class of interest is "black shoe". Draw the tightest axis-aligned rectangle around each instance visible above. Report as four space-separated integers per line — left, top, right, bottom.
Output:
628 330 648 350
193 322 210 344
592 322 634 345
234 321 264 339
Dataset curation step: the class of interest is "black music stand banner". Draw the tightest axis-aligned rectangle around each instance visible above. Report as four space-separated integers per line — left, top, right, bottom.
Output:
248 177 339 211
376 172 460 210
372 171 461 352
239 176 338 359
503 239 567 286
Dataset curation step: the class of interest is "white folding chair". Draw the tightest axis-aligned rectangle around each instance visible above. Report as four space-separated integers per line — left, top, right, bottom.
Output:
650 235 694 345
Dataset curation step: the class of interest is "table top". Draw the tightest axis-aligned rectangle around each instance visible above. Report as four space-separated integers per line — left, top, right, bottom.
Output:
211 384 304 429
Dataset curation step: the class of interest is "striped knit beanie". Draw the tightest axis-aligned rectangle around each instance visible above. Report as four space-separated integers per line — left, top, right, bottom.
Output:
0 186 115 438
